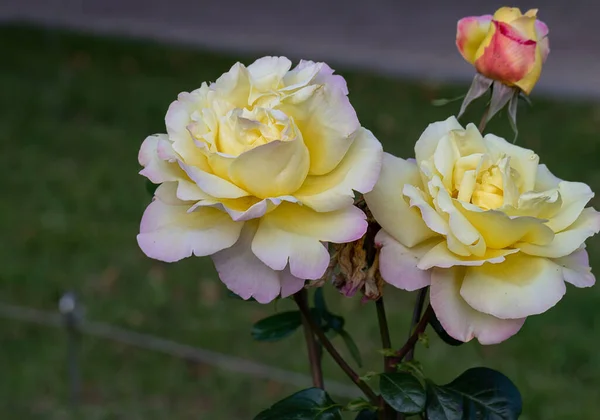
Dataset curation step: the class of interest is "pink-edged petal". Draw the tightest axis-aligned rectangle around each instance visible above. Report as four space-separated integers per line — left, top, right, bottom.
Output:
212 222 303 303
461 253 566 319
139 134 185 183
280 269 306 298
456 15 493 63
418 241 519 270
430 267 526 344
296 128 383 212
251 202 367 280
553 247 596 288
137 200 243 263
535 20 550 62
375 230 436 291
365 153 437 247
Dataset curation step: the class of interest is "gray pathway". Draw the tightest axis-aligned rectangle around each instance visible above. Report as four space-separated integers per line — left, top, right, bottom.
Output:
1 0 599 99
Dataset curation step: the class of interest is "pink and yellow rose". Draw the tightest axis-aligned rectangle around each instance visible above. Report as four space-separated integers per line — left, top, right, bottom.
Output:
456 7 549 94
365 117 600 344
137 57 382 303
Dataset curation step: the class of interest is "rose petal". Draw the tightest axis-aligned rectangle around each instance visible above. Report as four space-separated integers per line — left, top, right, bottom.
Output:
295 128 383 212
553 247 596 288
251 202 367 279
518 207 600 258
229 136 310 199
456 15 493 64
461 253 566 319
418 241 519 270
137 199 243 263
546 181 595 233
414 116 463 165
430 267 526 344
365 153 437 247
211 221 304 303
375 230 436 291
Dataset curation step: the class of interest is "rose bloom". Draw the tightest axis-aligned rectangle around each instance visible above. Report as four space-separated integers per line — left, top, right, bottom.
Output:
456 7 549 94
365 117 600 344
137 57 382 303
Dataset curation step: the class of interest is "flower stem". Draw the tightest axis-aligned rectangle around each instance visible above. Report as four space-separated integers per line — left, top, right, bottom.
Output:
392 305 433 363
294 288 324 389
376 296 393 372
376 296 396 420
405 288 428 362
293 291 379 405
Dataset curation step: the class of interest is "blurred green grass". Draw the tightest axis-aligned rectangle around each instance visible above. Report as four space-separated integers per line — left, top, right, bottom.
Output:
1 24 600 419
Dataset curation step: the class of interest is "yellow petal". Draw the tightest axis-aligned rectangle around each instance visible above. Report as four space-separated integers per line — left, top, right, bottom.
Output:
295 128 383 212
493 7 523 23
456 15 493 63
461 253 566 319
229 137 310 198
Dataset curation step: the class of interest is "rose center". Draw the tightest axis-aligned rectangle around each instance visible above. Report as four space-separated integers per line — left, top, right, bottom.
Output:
452 154 522 210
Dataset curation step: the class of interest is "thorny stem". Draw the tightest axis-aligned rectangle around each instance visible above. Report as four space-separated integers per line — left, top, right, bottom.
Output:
293 291 379 405
405 288 428 362
295 289 324 389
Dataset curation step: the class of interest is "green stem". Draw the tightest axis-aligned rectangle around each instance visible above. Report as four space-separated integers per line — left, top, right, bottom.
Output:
293 292 379 405
295 289 324 389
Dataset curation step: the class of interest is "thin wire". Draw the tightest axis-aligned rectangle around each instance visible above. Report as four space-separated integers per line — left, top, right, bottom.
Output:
0 302 360 399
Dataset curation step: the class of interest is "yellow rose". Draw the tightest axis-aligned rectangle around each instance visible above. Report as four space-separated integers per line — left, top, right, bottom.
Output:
365 117 599 344
456 7 549 94
137 57 382 303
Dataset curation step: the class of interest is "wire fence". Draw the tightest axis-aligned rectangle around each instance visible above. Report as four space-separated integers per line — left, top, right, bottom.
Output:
0 299 361 402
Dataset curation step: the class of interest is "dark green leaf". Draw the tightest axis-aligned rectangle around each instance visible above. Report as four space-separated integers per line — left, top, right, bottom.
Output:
251 311 302 342
145 179 158 196
425 368 522 420
379 372 426 414
429 311 464 347
312 289 345 333
426 381 462 420
254 387 342 420
355 409 378 420
339 329 362 368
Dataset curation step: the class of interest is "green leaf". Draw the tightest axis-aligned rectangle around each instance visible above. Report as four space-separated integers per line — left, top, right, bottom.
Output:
426 381 462 420
254 387 342 420
379 372 426 415
251 311 302 342
429 311 464 347
338 329 362 368
345 398 373 412
354 409 378 420
425 367 522 420
312 288 345 333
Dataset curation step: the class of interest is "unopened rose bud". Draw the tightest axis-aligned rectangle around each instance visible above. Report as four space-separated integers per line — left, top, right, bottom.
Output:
456 7 549 95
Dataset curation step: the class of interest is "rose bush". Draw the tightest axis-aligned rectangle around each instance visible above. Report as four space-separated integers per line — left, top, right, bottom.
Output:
456 7 549 94
137 57 382 303
365 116 600 344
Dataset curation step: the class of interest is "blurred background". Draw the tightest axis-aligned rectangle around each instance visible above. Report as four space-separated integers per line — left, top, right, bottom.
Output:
1 0 599 419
